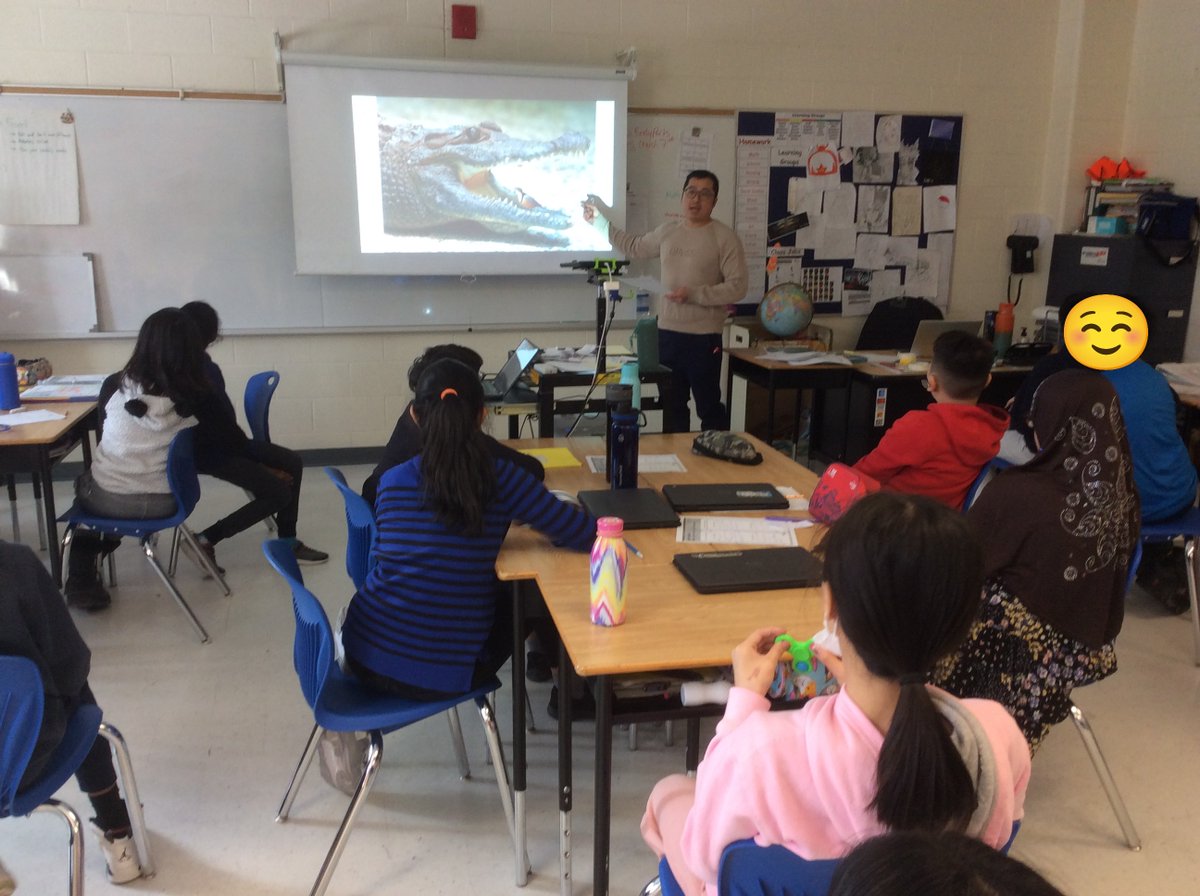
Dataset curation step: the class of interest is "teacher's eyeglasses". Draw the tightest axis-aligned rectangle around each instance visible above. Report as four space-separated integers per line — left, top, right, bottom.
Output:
683 187 715 200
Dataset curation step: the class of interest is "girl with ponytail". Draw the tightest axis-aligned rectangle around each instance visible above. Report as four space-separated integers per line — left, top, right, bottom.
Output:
341 358 596 699
641 492 1030 896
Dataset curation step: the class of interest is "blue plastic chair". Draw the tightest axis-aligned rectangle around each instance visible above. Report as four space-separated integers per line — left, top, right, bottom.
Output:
962 457 1013 511
1140 506 1200 665
243 370 280 444
244 371 281 533
0 656 154 895
261 539 521 896
323 467 376 592
58 428 230 644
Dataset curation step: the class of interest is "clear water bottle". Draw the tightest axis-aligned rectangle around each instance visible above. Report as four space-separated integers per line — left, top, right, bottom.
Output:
619 360 641 410
610 408 639 489
0 352 21 411
590 516 628 626
636 290 651 317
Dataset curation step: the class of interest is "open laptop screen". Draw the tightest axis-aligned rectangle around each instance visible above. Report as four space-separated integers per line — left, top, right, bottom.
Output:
489 338 540 395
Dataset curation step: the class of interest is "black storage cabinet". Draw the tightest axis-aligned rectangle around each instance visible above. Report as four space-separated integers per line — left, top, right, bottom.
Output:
1046 234 1196 365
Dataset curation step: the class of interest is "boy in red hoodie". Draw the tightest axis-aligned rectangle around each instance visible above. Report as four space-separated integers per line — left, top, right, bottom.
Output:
853 330 1007 508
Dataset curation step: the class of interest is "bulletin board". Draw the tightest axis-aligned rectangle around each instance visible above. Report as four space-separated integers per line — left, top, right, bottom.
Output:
734 110 963 317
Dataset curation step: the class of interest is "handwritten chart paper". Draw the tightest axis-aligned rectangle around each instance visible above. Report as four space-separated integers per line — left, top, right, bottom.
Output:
0 109 79 225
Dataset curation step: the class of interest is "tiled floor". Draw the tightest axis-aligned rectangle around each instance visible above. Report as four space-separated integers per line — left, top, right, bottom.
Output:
3 465 1200 895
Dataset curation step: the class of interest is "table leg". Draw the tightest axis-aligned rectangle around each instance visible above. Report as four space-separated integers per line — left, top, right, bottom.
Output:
559 644 574 896
38 449 63 585
593 674 613 896
512 582 529 886
539 385 555 438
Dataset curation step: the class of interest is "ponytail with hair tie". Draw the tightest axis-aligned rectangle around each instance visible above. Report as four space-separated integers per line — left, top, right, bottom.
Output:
439 387 458 400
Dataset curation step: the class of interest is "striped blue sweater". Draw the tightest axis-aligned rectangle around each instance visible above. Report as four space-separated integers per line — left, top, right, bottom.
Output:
342 455 596 693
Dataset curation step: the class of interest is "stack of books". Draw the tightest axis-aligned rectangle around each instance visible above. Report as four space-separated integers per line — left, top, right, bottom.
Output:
1083 178 1173 233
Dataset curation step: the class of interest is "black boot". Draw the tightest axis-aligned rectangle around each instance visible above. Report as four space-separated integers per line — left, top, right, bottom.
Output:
65 530 113 611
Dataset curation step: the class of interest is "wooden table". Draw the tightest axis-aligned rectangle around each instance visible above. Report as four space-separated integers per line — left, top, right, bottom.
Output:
496 432 824 896
0 401 98 584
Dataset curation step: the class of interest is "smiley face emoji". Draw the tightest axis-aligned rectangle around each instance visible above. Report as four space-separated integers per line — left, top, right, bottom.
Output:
1063 294 1148 370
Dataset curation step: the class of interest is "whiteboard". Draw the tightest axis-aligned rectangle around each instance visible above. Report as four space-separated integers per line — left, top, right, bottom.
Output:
0 254 98 336
0 96 737 335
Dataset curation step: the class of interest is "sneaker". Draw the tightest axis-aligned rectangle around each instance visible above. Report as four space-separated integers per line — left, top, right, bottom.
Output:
64 576 112 612
0 858 15 896
546 685 596 722
293 542 329 565
89 822 142 885
195 538 226 576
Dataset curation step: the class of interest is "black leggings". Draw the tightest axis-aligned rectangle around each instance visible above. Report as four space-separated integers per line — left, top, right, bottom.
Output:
198 441 302 542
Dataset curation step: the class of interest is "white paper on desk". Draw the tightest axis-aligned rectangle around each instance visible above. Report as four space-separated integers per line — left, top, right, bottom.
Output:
774 484 810 511
585 454 687 474
760 351 853 367
0 409 67 426
677 516 799 547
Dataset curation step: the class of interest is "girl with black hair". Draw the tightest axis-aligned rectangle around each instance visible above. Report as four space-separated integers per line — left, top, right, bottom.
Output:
341 358 596 699
65 307 209 610
640 493 1030 896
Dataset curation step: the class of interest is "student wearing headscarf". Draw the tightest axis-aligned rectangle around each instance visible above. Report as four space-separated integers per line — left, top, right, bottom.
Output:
935 369 1140 751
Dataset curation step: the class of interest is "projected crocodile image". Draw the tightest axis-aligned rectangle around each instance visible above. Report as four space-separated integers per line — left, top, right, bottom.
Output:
379 121 590 245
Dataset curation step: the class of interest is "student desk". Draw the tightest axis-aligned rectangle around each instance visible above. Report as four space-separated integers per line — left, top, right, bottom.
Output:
496 432 823 896
0 401 98 584
812 363 1032 464
528 367 679 437
724 348 854 456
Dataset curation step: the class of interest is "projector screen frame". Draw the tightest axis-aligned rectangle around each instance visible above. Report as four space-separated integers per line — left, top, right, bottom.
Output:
282 52 634 278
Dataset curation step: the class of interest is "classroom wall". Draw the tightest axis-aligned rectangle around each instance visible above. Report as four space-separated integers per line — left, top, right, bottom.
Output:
5 0 1193 449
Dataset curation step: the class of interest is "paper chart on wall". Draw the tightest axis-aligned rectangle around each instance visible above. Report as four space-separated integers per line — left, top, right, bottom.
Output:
0 108 79 225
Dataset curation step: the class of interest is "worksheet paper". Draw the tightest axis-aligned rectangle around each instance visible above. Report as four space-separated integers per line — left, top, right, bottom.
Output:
585 454 687 474
677 516 800 547
0 408 66 426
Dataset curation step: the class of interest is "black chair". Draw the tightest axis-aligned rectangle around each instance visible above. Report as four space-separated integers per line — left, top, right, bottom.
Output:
854 296 943 351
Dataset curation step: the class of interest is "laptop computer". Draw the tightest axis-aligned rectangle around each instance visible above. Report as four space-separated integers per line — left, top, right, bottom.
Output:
577 488 681 530
908 319 984 359
482 338 540 400
673 546 823 594
662 483 789 513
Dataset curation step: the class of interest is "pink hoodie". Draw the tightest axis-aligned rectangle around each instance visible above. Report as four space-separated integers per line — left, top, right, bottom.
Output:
678 686 1030 893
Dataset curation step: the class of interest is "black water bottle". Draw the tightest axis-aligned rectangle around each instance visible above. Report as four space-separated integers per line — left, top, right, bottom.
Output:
605 383 634 482
610 407 639 490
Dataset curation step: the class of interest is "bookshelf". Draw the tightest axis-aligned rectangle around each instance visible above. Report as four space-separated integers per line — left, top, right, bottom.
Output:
1083 178 1173 233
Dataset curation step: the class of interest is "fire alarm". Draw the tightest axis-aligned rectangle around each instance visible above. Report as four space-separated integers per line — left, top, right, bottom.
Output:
451 5 477 40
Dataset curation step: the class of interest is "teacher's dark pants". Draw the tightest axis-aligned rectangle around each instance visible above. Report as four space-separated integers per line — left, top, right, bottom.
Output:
658 329 728 433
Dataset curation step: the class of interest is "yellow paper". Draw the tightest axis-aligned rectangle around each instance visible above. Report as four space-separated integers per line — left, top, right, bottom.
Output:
521 447 581 468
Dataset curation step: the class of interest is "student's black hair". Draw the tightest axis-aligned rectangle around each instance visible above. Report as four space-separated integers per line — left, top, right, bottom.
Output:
683 169 719 199
828 830 1066 896
407 344 485 393
822 492 983 833
930 330 994 400
180 300 221 348
412 357 495 535
121 307 210 412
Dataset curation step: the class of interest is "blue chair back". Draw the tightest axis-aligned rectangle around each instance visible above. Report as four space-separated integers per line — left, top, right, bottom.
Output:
324 467 377 591
717 840 838 896
0 656 44 816
262 539 335 714
244 371 280 444
963 456 1013 512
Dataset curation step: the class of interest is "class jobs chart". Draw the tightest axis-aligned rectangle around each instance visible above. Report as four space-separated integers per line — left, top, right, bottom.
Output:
734 110 963 317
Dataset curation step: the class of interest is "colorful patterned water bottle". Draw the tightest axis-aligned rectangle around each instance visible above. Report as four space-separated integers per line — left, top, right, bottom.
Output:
589 516 628 626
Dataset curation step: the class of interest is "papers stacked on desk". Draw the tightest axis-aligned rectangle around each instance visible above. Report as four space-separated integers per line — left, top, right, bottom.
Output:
17 375 105 401
1159 363 1200 399
759 348 854 366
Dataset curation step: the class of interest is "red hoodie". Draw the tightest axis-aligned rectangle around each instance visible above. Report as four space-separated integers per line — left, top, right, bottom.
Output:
853 402 1009 508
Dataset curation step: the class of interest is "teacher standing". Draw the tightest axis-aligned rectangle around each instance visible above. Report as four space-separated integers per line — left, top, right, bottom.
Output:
583 170 748 432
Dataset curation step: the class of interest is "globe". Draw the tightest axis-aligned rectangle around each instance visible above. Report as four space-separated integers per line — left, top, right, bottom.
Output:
758 282 814 337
